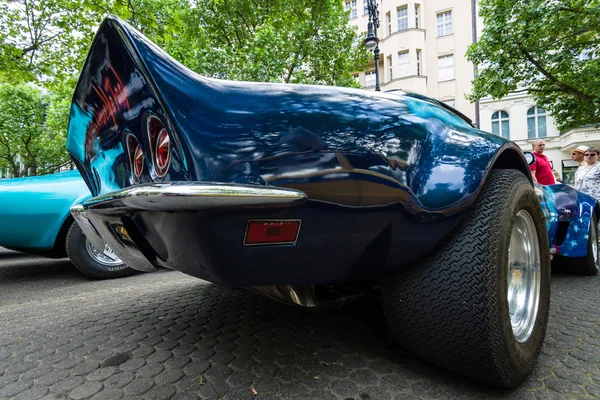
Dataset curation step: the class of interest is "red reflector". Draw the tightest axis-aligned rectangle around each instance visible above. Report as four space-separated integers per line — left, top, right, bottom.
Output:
244 220 301 246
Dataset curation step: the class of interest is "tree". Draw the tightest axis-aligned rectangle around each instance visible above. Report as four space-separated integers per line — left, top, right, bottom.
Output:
0 0 101 86
151 0 369 86
466 0 600 130
82 0 368 86
0 0 368 176
0 83 70 177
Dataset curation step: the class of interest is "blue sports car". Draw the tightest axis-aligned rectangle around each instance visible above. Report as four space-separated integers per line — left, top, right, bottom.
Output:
64 16 598 388
533 177 599 276
0 170 135 279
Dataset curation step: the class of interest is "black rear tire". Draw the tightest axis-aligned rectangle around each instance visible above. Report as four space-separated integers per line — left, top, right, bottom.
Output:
551 215 599 276
66 222 136 279
381 169 551 388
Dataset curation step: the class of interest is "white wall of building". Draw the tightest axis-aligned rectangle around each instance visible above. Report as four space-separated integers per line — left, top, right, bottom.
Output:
346 0 478 122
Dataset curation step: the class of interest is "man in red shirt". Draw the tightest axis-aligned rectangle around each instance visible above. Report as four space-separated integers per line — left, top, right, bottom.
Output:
530 139 555 185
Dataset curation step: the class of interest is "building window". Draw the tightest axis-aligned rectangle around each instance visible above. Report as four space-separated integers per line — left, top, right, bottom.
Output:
527 106 547 138
437 11 452 37
438 54 454 81
415 4 420 28
397 51 409 77
491 111 510 139
365 71 376 87
362 0 368 16
397 6 408 32
386 12 392 36
345 0 357 19
416 49 421 75
387 55 393 81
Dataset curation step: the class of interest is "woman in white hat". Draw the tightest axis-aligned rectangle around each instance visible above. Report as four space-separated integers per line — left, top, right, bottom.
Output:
574 146 600 201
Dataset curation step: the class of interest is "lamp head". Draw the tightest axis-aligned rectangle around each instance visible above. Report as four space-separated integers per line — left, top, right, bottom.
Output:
364 32 378 50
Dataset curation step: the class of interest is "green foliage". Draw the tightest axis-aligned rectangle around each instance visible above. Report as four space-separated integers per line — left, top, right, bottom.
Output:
149 0 368 86
0 0 101 87
0 0 368 175
467 0 600 130
0 83 70 177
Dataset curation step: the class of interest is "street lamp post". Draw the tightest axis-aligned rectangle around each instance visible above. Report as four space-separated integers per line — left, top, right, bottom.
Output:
363 0 380 91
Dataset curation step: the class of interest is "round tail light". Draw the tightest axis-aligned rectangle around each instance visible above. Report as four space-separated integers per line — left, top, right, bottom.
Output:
155 128 171 176
126 134 143 184
147 115 171 179
133 144 144 181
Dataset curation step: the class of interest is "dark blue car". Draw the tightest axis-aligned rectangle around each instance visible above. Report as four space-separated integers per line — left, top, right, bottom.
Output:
64 16 598 388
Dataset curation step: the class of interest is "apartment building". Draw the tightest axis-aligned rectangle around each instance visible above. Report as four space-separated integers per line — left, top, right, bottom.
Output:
346 0 478 122
346 0 600 183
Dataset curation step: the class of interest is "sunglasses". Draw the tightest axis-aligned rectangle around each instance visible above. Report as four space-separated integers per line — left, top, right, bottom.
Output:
584 153 598 157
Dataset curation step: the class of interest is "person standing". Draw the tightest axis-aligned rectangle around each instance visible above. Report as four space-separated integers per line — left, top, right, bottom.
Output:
530 139 555 185
571 145 588 166
574 147 600 201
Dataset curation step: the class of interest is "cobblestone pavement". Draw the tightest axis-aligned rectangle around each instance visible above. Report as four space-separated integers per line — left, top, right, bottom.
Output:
0 252 598 400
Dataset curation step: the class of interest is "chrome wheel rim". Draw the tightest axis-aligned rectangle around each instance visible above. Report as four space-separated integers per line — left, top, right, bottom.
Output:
85 239 123 266
507 210 541 343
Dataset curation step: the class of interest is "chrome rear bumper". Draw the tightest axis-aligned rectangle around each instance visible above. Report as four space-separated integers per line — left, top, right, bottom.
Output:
70 182 307 273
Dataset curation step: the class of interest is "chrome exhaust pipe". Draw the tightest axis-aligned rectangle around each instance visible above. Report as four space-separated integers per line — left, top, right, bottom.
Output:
248 283 376 309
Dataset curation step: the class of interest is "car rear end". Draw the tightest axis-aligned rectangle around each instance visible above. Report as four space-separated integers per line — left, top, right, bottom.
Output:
66 16 505 287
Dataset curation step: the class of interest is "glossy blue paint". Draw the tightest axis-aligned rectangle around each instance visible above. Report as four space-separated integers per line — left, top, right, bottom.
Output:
0 170 91 250
535 183 598 257
67 15 514 216
65 15 543 284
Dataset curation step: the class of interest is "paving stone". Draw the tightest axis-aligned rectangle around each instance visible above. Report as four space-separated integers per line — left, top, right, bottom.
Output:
13 385 50 400
0 380 34 398
143 384 176 400
86 366 116 382
99 353 129 368
275 382 310 400
136 362 165 378
147 350 172 363
171 391 200 400
122 377 154 396
545 377 587 395
0 373 19 386
104 372 135 389
68 381 103 399
21 366 49 380
54 357 84 370
118 357 146 371
190 348 214 360
223 386 255 400
155 368 185 385
131 345 155 358
331 378 359 398
6 361 39 374
89 388 124 400
35 370 70 386
49 376 85 395
164 355 191 369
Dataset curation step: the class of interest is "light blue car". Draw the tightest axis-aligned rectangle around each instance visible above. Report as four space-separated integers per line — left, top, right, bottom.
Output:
0 170 134 279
